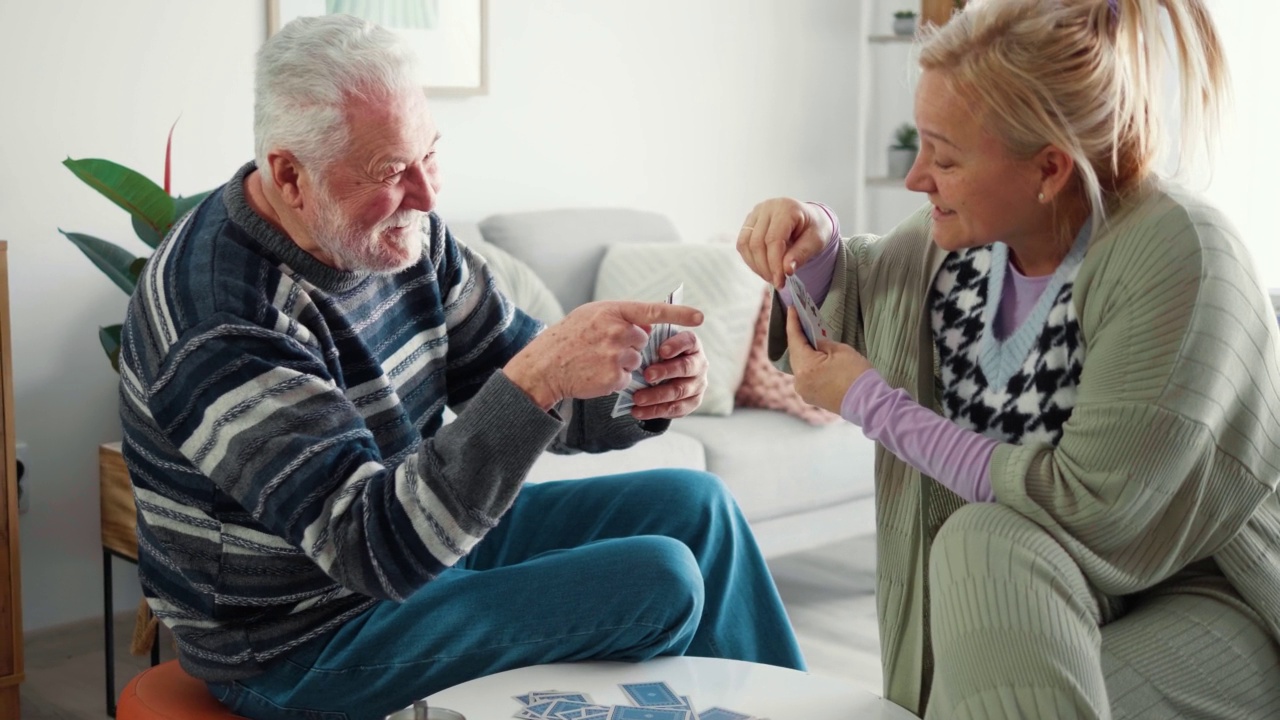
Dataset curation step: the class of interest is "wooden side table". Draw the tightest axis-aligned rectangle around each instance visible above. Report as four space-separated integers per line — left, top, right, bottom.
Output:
100 442 160 718
0 243 24 720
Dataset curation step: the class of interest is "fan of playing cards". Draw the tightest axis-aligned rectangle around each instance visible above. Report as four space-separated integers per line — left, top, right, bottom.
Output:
784 274 830 348
513 681 761 720
611 284 685 418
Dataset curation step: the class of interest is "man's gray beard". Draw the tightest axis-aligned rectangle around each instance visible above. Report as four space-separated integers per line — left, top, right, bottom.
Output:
312 188 424 274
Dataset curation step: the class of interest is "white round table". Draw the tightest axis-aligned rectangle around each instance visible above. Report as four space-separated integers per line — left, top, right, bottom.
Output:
414 657 917 719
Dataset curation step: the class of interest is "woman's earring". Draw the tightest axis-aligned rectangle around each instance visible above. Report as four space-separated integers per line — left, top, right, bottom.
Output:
1038 192 1046 203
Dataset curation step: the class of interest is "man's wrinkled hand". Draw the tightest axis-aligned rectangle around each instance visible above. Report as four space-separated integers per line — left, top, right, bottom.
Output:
503 300 704 410
629 329 709 421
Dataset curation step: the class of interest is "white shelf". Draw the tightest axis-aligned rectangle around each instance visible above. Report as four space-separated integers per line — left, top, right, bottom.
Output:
868 34 915 43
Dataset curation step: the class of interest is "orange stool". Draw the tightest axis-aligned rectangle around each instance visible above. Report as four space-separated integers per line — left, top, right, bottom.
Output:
116 659 246 719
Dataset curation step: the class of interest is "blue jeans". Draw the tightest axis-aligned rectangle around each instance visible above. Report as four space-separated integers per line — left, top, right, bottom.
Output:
207 469 805 720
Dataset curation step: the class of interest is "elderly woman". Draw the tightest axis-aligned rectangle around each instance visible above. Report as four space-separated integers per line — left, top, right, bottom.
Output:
738 0 1280 718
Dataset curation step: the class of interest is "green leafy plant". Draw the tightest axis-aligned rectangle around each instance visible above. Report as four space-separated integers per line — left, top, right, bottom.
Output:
894 10 918 19
892 123 919 150
60 124 213 372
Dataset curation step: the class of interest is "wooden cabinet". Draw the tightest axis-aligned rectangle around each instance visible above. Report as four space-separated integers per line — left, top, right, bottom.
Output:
920 0 956 27
0 243 24 720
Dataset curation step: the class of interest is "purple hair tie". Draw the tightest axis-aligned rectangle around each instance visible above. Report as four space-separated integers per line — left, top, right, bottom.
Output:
1108 0 1119 17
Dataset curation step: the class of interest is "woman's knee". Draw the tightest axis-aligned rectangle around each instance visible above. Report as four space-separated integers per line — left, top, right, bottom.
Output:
929 503 1099 624
930 504 1081 586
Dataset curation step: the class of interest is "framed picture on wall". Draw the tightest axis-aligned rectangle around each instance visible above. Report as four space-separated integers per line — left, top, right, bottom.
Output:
267 0 489 96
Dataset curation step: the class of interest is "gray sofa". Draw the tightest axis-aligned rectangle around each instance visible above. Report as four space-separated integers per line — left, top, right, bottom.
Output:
448 208 876 559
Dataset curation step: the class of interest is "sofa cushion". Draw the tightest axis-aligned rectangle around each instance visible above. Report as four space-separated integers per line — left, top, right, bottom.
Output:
478 208 682 311
463 236 566 324
594 242 765 416
674 409 875 523
522 430 706 484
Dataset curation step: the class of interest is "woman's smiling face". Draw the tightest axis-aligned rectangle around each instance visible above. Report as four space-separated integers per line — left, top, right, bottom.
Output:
905 69 1047 254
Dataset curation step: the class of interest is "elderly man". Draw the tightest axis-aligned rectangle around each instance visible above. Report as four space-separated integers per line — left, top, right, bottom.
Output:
117 13 802 720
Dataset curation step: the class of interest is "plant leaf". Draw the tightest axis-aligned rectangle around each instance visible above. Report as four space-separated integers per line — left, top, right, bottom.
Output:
59 229 142 295
172 190 213 224
129 257 147 283
131 214 163 249
164 116 180 195
99 324 122 373
63 157 175 237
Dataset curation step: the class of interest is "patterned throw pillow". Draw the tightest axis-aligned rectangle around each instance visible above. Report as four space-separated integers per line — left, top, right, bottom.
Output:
735 288 841 425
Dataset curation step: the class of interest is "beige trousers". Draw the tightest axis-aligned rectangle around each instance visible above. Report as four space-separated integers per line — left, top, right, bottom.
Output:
924 503 1280 719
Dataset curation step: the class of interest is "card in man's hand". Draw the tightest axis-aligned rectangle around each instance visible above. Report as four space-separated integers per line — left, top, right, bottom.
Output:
611 284 685 418
785 273 830 348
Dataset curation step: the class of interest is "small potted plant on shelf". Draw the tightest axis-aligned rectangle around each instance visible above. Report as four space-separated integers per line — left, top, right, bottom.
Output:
888 123 919 179
893 10 918 36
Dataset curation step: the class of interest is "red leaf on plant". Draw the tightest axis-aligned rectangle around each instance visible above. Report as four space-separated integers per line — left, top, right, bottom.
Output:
164 116 181 195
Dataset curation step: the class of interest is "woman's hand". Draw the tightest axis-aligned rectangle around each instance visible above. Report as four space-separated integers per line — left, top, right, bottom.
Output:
784 306 871 413
736 198 833 290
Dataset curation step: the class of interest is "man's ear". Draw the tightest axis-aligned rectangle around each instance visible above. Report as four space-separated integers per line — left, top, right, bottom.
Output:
1035 144 1076 203
266 151 306 210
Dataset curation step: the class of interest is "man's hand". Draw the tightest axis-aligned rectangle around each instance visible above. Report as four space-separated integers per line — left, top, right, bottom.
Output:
629 329 709 421
504 300 705 410
784 306 870 413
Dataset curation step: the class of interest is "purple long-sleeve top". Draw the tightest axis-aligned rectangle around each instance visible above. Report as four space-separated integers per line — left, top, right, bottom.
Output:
778 204 1053 503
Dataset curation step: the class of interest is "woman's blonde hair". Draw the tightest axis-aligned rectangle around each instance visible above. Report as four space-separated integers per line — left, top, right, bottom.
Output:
917 0 1229 227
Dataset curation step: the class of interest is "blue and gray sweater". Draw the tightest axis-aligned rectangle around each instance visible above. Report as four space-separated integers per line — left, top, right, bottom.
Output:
119 162 659 681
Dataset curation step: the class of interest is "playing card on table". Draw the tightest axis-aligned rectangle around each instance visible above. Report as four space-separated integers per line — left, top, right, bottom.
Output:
512 681 760 720
607 707 690 720
784 273 829 348
620 681 682 707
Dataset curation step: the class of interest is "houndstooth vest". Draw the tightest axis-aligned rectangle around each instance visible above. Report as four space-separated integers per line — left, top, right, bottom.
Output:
929 234 1089 447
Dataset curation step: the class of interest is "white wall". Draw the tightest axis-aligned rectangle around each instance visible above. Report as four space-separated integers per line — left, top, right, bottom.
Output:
1202 0 1280 290
428 1 862 242
0 1 862 632
0 2 263 632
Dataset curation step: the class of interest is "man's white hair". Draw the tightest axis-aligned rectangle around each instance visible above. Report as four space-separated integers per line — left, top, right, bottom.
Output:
254 14 420 182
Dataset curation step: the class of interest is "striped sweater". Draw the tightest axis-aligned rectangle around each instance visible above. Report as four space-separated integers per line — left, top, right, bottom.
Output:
118 162 659 681
770 182 1280 714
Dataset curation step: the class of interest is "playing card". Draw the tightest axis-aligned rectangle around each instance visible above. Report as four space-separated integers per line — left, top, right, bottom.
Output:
523 700 556 717
644 283 684 366
609 369 650 418
542 700 602 719
530 692 593 705
784 274 829 348
612 284 683 418
620 681 682 707
512 683 754 720
607 707 691 720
